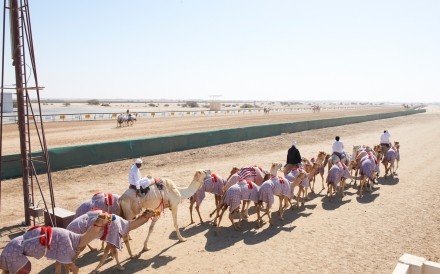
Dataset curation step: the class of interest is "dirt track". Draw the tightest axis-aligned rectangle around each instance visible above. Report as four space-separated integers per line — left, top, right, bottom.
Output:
2 105 439 274
1 106 400 155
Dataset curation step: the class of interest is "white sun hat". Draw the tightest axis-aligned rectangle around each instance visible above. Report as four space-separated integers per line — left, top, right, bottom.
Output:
135 158 143 164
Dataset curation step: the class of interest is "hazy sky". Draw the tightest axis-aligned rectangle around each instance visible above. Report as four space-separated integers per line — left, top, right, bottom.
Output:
2 1 439 103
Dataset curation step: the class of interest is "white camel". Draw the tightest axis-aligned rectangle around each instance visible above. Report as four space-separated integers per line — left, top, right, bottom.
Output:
189 172 227 224
118 169 210 252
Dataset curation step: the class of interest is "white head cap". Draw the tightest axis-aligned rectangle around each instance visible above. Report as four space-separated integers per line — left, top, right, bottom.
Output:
135 158 142 164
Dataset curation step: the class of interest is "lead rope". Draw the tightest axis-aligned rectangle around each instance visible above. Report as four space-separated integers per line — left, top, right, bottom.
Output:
152 178 165 213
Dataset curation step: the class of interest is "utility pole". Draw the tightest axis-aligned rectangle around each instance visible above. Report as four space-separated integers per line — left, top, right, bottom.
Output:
10 0 31 225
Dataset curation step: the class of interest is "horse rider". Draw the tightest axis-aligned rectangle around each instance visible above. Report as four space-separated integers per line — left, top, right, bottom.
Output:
380 130 392 154
283 140 302 176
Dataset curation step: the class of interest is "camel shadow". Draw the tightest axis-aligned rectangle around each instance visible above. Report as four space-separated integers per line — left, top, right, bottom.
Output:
121 242 179 272
356 192 380 204
377 176 399 186
321 197 351 210
179 221 211 238
204 225 245 252
244 208 313 245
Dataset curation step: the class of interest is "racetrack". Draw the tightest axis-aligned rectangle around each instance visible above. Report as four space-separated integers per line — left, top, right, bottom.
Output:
1 105 439 274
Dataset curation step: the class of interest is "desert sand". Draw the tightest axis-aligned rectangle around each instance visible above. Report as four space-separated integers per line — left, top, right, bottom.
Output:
0 105 439 274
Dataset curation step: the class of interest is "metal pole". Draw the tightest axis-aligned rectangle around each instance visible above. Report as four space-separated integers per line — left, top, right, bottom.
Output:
10 0 30 225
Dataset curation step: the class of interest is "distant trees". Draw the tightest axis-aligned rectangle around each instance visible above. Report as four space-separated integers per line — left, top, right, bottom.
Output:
87 99 100 105
182 101 199 108
240 103 253 108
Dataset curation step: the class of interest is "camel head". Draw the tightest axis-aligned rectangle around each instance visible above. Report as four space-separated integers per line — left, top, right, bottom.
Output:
269 162 283 176
194 169 211 183
229 167 240 176
142 208 161 218
297 169 307 179
316 151 327 165
394 141 400 150
95 212 113 226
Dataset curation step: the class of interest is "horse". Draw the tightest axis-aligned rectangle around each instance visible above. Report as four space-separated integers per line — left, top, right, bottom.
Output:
127 113 137 126
116 114 127 127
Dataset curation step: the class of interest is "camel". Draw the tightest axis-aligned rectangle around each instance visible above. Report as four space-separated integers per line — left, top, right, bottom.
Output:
381 144 398 177
74 192 121 251
67 208 159 273
289 159 320 208
222 165 270 192
189 172 227 224
118 169 210 252
256 163 307 227
358 152 379 197
326 161 351 200
0 211 112 274
214 179 260 231
220 165 271 219
327 151 351 173
394 141 400 172
309 151 329 192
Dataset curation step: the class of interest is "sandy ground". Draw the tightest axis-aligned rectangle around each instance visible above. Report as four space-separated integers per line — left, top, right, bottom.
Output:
1 105 439 273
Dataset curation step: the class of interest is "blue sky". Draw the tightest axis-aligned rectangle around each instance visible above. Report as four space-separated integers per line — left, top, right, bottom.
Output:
2 1 439 103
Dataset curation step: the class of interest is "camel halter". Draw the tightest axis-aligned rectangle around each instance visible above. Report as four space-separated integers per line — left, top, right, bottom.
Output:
150 178 166 213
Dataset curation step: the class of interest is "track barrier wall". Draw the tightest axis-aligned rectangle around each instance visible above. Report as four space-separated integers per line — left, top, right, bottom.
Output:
1 109 425 179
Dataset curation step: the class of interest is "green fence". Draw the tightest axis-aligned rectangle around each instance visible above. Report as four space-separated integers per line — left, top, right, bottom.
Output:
1 109 425 179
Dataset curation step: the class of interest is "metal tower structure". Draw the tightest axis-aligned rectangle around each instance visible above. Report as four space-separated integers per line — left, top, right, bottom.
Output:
1 0 56 226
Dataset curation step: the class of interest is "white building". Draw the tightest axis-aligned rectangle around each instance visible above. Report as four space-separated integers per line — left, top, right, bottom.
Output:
0 92 13 113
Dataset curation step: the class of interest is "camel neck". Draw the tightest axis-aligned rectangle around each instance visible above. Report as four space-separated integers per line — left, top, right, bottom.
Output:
78 222 106 249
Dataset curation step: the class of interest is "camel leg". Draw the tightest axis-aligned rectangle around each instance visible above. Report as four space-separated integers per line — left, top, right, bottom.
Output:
55 262 61 274
256 203 263 227
91 244 112 274
209 194 222 218
110 246 125 270
189 197 196 224
229 211 239 230
87 243 97 251
299 187 305 206
241 200 249 219
195 204 204 224
230 209 242 230
122 234 134 258
171 207 186 242
142 218 158 251
265 205 273 225
70 264 79 274
209 207 218 218
340 179 346 198
359 177 366 197
217 205 228 228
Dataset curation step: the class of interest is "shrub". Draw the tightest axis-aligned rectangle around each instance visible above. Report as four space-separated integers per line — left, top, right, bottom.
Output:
87 99 100 105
